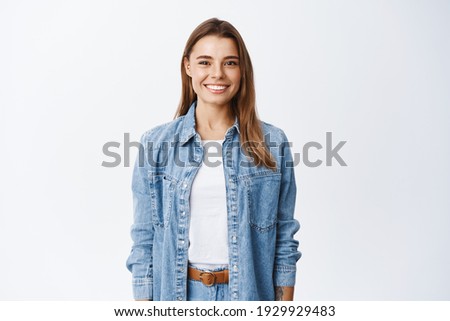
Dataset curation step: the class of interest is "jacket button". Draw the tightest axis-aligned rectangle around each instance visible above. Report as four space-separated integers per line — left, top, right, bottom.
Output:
177 297 182 301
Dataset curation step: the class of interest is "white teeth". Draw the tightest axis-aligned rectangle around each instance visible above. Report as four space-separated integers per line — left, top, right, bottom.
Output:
206 85 227 90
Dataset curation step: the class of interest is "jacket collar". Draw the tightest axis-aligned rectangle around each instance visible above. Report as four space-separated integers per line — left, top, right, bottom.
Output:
178 100 240 145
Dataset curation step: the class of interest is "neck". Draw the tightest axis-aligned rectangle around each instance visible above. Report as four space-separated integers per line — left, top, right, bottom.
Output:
195 101 235 131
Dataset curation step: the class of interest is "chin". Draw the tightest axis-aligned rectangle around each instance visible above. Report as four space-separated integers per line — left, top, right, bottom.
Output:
199 96 232 107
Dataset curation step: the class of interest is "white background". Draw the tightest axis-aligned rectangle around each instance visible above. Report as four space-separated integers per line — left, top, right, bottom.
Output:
1 0 449 300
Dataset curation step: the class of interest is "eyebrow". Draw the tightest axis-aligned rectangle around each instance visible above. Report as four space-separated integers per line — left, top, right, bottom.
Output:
195 55 240 60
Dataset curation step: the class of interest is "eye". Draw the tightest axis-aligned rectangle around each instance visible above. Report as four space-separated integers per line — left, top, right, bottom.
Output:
225 61 238 66
198 61 209 65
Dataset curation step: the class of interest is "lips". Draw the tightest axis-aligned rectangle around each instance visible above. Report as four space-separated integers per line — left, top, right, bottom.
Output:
204 84 229 94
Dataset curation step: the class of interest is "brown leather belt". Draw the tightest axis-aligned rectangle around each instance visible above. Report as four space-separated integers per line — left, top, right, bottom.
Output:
188 266 229 287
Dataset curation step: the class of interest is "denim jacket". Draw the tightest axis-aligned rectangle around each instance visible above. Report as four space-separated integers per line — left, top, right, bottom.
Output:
126 101 301 301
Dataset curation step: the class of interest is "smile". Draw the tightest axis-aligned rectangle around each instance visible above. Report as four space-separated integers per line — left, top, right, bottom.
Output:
204 84 229 93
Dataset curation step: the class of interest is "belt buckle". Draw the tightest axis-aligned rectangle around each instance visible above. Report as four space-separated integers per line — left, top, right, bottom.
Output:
199 271 216 287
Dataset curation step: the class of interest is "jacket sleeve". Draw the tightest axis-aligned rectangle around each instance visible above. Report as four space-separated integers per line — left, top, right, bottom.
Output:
126 132 154 300
273 130 302 287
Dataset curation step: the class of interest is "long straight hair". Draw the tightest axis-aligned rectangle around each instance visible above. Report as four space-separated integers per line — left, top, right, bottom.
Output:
173 18 276 170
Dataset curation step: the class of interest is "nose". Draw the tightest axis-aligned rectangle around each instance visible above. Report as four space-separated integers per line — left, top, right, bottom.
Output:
211 63 224 79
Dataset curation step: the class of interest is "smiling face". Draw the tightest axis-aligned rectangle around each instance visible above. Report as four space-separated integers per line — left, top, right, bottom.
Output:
184 35 241 110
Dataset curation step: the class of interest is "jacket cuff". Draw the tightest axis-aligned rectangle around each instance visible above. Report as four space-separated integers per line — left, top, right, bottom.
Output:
273 264 297 287
132 277 153 300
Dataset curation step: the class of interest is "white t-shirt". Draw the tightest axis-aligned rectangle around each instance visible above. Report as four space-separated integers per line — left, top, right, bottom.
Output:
188 139 229 269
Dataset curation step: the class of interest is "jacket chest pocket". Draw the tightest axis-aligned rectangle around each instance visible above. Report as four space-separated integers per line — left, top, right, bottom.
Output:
244 172 282 233
148 171 178 228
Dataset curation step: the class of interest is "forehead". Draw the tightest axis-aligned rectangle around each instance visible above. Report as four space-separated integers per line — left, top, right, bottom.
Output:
191 35 238 57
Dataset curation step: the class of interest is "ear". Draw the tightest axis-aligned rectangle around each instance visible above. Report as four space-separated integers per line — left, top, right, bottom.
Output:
183 57 191 77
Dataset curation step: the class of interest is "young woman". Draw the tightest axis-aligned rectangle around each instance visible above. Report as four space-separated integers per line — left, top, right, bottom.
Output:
126 18 301 301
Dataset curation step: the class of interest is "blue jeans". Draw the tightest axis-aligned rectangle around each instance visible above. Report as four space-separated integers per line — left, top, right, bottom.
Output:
187 266 230 301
